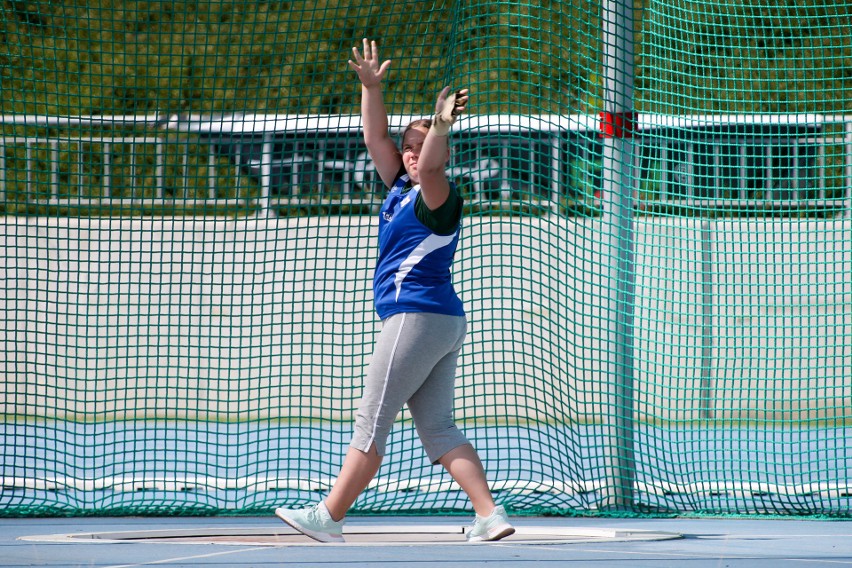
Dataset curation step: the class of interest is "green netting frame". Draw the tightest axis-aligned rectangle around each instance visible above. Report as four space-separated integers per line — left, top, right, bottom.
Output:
1 0 850 518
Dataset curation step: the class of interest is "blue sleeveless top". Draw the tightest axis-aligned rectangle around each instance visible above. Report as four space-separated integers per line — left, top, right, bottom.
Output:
373 174 465 320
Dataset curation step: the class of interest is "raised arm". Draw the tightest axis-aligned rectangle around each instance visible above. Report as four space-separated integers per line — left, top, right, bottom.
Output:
348 38 401 188
417 87 469 211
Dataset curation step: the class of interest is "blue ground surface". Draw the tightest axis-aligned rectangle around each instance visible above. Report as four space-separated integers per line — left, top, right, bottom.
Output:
2 515 851 567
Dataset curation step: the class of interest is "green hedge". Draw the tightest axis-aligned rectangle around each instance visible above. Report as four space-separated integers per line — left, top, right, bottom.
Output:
2 1 849 117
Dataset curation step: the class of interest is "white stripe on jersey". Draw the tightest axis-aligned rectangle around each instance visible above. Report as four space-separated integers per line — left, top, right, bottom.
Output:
393 232 458 301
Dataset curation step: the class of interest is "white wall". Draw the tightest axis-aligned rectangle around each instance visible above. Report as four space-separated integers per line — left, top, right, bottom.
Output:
2 216 850 424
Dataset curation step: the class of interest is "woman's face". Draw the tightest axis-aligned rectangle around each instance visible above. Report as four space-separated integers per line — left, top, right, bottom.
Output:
401 126 429 183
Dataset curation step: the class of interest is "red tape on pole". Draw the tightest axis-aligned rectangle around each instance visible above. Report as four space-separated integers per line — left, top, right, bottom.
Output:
599 111 636 138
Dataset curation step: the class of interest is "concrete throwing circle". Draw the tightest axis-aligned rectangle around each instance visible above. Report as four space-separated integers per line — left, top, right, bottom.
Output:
22 524 682 546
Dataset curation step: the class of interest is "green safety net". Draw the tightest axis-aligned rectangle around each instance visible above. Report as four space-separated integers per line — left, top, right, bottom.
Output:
1 0 850 517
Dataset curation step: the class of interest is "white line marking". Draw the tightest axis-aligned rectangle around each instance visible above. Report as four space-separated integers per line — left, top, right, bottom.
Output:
784 560 852 565
102 546 272 568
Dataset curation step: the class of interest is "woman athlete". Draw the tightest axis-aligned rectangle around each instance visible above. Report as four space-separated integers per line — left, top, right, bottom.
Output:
275 38 513 544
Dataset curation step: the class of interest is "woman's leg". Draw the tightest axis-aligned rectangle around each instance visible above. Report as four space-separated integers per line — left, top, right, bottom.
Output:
405 315 498 517
337 313 465 520
438 443 496 517
323 444 382 522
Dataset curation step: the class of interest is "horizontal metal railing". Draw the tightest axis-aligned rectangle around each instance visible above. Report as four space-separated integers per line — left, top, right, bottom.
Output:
1 114 850 216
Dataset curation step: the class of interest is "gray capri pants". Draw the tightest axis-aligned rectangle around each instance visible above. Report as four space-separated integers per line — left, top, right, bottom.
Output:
350 312 470 464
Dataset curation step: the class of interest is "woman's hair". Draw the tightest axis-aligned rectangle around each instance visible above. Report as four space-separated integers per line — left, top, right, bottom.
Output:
401 118 432 142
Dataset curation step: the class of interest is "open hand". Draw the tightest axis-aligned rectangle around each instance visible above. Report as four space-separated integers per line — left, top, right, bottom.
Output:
348 38 391 88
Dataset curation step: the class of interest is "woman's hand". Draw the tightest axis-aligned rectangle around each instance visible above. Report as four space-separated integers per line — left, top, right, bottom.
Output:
431 87 470 136
348 38 391 88
435 87 469 120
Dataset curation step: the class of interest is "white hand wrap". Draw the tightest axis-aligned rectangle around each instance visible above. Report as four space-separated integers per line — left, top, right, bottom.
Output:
431 91 458 137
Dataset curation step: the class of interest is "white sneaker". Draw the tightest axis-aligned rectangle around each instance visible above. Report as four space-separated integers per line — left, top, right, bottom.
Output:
466 505 515 542
275 502 345 543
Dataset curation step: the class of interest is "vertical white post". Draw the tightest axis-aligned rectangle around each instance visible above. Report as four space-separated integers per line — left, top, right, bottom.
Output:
846 120 852 217
208 144 216 200
156 140 164 200
103 142 112 198
552 131 561 214
0 139 6 202
50 140 59 202
599 0 637 510
258 134 275 217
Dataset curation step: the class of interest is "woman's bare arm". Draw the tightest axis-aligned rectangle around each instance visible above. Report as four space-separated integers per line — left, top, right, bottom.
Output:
417 87 469 210
348 39 401 187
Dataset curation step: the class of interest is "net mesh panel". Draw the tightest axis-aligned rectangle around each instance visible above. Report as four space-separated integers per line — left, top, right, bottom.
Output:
1 0 850 516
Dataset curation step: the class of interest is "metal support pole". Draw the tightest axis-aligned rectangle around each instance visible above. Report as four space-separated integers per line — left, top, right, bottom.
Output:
599 0 637 510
